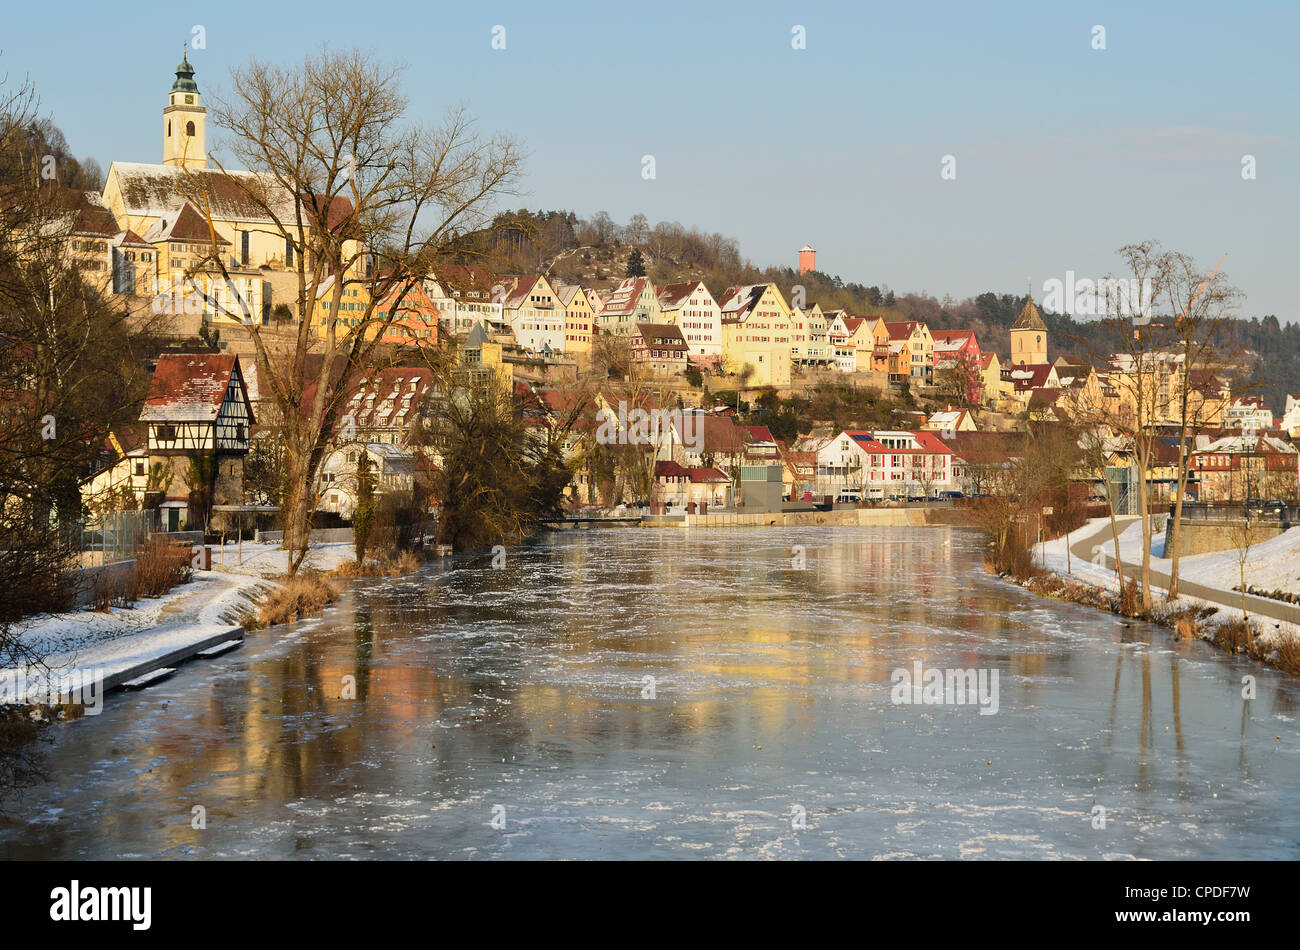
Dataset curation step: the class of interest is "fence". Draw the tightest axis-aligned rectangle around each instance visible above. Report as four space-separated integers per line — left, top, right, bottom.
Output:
257 527 355 544
1172 502 1299 525
69 509 152 566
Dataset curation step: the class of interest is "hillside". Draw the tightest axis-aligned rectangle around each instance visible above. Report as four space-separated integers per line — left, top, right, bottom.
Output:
444 208 1298 411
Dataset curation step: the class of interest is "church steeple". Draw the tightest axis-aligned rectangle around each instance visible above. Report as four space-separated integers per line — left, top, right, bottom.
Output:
163 49 207 169
171 52 199 94
1010 287 1048 366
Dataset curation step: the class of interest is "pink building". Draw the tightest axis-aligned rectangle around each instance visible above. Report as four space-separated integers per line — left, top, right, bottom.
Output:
798 243 816 275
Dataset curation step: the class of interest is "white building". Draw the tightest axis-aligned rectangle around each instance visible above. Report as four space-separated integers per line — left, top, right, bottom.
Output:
813 429 956 499
318 442 415 517
657 280 722 362
500 274 565 354
1224 396 1274 433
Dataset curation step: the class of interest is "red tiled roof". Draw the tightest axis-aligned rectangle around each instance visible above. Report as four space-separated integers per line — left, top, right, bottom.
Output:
885 321 921 341
143 201 230 245
657 280 702 310
141 354 246 423
687 466 730 483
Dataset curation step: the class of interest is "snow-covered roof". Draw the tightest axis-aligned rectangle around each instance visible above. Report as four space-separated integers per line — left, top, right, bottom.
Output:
141 354 247 423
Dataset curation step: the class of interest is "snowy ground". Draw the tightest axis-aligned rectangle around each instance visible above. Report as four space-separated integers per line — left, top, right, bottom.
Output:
1045 518 1300 595
1034 517 1300 654
201 539 356 578
1 540 357 703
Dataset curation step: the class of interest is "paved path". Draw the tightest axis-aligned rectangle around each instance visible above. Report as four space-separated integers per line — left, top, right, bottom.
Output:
1065 517 1300 626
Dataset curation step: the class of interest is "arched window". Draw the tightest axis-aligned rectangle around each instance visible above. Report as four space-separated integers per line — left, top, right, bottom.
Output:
186 120 196 137
167 121 172 137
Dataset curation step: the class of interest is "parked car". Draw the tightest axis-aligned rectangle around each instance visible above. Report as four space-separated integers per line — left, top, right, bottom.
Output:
836 488 863 503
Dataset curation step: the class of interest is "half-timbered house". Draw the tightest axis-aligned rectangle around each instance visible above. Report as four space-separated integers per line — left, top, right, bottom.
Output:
140 354 255 530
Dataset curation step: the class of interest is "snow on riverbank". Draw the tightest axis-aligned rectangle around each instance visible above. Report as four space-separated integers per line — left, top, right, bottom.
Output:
1057 518 1300 595
1033 517 1300 662
1 540 357 692
1036 518 1122 590
202 539 356 578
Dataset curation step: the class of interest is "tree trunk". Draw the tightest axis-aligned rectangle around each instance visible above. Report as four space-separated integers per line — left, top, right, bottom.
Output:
1135 457 1153 613
1168 483 1186 600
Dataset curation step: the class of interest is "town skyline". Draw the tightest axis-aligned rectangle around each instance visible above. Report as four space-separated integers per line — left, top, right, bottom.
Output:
4 0 1294 318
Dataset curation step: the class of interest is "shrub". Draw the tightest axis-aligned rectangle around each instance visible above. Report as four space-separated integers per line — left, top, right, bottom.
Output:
91 570 134 611
1209 618 1254 654
329 549 421 579
1273 634 1300 676
131 539 193 599
1120 579 1140 618
245 572 339 628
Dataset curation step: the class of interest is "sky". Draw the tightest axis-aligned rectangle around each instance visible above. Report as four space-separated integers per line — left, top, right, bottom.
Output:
4 0 1296 318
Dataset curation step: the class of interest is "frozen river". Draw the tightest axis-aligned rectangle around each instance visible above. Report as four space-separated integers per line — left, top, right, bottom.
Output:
2 525 1298 859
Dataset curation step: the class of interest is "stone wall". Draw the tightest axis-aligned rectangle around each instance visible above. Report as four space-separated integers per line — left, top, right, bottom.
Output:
1172 519 1284 556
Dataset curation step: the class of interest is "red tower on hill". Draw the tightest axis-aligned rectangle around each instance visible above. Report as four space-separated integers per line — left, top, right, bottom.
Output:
798 243 816 275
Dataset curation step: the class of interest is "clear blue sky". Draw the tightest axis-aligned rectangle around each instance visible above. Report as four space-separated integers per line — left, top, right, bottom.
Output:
6 0 1295 317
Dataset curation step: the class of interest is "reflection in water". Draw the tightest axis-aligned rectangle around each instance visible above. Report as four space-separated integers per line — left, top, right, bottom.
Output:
2 526 1298 860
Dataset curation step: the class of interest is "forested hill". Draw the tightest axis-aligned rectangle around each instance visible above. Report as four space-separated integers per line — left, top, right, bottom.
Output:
443 208 1298 411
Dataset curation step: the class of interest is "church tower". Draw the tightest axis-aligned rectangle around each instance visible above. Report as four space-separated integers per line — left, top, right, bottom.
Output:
1010 294 1048 366
163 51 207 169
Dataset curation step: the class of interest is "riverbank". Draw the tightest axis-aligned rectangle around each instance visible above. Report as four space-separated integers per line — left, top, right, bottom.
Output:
587 506 977 530
0 540 357 709
1014 517 1300 675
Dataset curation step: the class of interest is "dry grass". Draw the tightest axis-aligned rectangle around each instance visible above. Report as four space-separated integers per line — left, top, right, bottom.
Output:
328 549 422 579
1008 568 1300 677
1119 579 1140 618
1273 634 1300 676
1207 618 1254 655
90 571 134 611
235 572 339 631
131 539 193 599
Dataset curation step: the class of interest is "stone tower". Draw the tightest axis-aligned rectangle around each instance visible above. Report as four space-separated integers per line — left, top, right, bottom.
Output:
1010 295 1048 366
163 51 207 169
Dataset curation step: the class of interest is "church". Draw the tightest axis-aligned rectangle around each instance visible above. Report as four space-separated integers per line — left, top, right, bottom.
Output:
93 52 358 326
101 53 298 272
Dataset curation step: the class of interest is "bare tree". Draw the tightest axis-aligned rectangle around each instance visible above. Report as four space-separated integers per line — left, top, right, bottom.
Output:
1078 428 1128 594
1077 242 1172 613
195 47 522 571
1230 506 1257 650
1157 249 1240 600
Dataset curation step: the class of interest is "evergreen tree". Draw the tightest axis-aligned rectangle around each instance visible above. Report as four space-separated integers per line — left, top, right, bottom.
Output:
625 248 646 278
353 449 377 563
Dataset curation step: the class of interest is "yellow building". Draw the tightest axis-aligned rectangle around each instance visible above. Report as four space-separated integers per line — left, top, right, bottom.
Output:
458 323 514 390
1010 297 1048 366
312 273 371 336
978 352 1002 405
101 54 364 295
718 283 792 388
554 283 594 355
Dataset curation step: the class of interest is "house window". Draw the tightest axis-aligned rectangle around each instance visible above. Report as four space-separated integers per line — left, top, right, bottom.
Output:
240 231 250 265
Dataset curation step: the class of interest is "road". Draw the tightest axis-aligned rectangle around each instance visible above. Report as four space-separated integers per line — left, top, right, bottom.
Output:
1066 517 1300 625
